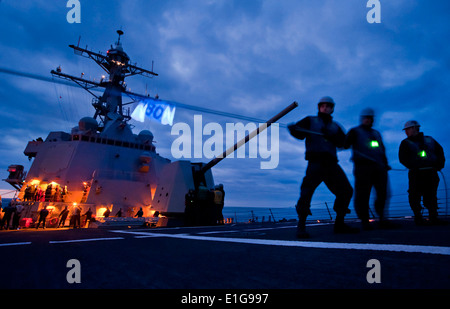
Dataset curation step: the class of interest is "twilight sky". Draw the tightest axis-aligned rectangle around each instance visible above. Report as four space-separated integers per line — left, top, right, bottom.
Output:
0 1 449 212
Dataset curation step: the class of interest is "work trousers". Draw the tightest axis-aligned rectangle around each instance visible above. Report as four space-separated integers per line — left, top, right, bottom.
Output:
36 217 47 229
408 169 440 216
353 163 388 221
296 161 353 218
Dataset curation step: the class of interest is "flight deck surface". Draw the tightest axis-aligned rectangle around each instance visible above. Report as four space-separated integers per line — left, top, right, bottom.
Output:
1 218 449 290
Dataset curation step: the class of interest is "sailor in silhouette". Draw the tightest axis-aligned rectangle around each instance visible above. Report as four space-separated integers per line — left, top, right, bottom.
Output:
288 96 357 238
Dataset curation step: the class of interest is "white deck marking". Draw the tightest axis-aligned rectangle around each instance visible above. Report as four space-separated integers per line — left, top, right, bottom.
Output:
134 234 166 238
112 230 450 256
49 237 124 244
0 242 32 247
196 225 310 234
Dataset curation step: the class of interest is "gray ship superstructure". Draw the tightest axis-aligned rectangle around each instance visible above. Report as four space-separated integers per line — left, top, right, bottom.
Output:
4 31 296 227
5 31 215 225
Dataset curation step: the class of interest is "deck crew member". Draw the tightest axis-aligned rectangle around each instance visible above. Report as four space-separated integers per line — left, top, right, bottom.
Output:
399 120 446 225
103 207 111 218
135 207 144 218
83 208 93 227
1 202 15 230
72 204 82 228
185 189 197 226
57 205 69 228
35 206 49 229
12 203 24 230
213 184 225 225
344 108 393 229
288 96 356 238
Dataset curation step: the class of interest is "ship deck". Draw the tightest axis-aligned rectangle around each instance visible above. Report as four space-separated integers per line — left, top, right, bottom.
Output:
1 217 449 292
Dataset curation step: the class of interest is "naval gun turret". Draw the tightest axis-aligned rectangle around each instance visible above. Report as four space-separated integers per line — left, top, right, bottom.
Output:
151 102 298 226
5 31 297 228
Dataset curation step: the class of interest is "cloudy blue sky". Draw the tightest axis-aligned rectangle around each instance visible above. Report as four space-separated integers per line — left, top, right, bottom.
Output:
0 1 449 213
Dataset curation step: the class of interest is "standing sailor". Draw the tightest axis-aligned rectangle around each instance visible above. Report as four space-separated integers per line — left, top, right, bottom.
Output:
288 96 356 238
57 205 69 228
344 108 392 229
399 120 446 225
213 184 225 225
35 206 49 229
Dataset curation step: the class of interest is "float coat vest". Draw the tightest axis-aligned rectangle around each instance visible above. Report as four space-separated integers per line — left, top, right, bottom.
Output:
346 125 387 167
305 116 342 162
399 133 445 170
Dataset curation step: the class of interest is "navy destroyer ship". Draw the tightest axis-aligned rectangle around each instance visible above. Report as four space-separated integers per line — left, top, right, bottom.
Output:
3 31 219 227
3 31 295 228
1 33 448 292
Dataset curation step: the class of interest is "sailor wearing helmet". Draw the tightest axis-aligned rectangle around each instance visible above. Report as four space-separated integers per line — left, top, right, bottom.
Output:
288 96 357 238
399 120 445 225
344 108 392 230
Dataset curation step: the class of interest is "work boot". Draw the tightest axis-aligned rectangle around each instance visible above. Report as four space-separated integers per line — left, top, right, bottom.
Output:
296 215 310 239
334 216 359 234
428 210 449 226
296 225 310 239
361 219 374 231
413 212 427 226
334 222 359 234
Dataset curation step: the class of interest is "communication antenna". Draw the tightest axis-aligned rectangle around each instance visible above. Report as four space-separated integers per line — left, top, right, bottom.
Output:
117 29 124 44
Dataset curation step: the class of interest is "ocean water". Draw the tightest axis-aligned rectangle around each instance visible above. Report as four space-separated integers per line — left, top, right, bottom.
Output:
1 198 12 207
222 206 298 223
222 205 351 223
222 184 450 223
2 198 448 223
223 199 449 223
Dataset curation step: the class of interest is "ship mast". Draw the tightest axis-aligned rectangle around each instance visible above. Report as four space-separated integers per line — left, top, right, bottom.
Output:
51 30 158 128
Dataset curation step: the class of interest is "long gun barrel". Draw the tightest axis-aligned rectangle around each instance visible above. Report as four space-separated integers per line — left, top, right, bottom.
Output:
200 101 299 174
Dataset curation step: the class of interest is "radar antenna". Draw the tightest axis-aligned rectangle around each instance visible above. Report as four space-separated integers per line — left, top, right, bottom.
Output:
50 30 158 127
117 29 124 44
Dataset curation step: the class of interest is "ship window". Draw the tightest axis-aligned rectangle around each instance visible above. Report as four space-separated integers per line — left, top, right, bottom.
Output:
90 137 96 142
96 138 101 143
115 140 122 146
107 139 114 145
123 142 130 148
81 135 89 141
102 138 107 144
73 135 79 141
145 145 150 151
139 145 144 150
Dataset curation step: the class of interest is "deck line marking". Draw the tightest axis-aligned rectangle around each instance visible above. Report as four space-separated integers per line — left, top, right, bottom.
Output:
49 237 124 244
242 223 330 232
168 234 450 256
197 230 241 235
134 235 166 238
0 242 32 247
112 230 450 256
